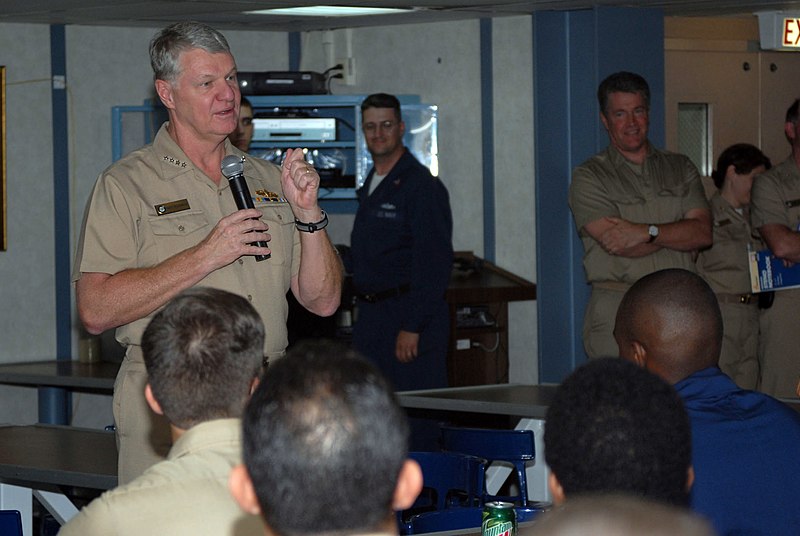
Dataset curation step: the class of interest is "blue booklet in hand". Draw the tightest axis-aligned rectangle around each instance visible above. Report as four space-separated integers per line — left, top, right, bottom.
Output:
749 248 800 292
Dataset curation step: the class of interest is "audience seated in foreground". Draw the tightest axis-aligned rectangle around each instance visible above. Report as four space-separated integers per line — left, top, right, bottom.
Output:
229 340 423 536
524 494 715 536
614 268 800 535
544 357 693 507
59 287 264 536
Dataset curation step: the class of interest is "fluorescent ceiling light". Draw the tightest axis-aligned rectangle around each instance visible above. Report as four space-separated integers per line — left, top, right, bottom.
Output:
246 5 412 17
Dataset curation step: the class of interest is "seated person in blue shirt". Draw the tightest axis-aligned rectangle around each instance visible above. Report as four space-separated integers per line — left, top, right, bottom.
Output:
61 287 264 536
228 340 423 536
544 357 693 508
614 268 800 536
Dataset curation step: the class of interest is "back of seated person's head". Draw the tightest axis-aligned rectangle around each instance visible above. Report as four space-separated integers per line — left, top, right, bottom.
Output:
230 340 421 536
524 494 715 536
141 286 264 430
544 358 692 507
614 268 721 384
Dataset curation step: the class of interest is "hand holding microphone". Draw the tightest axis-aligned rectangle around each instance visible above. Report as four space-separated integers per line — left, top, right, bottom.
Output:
221 155 270 261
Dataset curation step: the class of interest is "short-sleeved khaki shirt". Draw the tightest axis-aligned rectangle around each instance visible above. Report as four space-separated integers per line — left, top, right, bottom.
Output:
72 124 301 358
569 144 709 285
751 156 800 231
697 192 762 295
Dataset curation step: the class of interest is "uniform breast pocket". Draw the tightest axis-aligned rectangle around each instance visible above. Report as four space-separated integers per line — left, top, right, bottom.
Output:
146 210 210 263
258 203 295 266
786 197 800 230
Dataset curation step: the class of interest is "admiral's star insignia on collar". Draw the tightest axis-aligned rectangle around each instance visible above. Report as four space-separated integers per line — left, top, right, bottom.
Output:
163 155 187 168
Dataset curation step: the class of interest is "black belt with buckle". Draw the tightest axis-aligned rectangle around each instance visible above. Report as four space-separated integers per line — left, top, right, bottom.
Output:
356 284 410 303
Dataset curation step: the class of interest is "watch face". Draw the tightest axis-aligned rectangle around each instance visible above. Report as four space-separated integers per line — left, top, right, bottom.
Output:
649 225 659 237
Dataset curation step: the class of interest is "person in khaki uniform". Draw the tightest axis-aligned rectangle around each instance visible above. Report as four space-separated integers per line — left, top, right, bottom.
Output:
696 143 771 390
60 288 264 536
751 99 800 398
569 71 712 358
72 22 342 484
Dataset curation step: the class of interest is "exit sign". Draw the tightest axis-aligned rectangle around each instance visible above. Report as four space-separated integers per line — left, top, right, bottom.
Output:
758 11 800 50
783 18 800 47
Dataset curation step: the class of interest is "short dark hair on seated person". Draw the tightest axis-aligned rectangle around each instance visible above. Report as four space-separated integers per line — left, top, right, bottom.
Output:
241 340 409 536
141 286 264 430
361 92 402 120
544 358 692 506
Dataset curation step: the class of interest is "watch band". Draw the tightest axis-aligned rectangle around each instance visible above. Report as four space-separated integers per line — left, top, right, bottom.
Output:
295 210 329 233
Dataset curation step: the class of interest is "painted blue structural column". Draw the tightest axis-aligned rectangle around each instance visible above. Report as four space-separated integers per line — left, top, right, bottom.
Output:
288 32 301 72
43 24 71 424
480 18 495 263
533 7 665 383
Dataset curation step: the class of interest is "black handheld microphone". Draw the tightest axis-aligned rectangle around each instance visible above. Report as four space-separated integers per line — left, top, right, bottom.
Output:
220 155 270 261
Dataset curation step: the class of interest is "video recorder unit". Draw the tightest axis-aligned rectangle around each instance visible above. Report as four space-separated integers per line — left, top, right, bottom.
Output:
238 71 327 95
252 117 337 142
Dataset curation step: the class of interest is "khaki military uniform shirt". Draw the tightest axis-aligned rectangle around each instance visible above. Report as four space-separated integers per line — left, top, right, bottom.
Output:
59 418 263 536
750 156 800 397
569 143 708 285
697 192 761 389
697 192 761 295
72 124 301 359
569 144 709 358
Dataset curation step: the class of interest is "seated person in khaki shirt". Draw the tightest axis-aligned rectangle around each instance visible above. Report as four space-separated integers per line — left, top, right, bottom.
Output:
229 341 423 536
60 288 264 536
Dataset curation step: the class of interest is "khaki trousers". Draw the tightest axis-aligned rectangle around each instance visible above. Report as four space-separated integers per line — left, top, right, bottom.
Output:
113 345 172 485
758 290 800 398
582 286 626 359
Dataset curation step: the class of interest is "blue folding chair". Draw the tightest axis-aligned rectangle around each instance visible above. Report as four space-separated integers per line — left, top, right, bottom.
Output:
397 451 487 534
0 510 23 536
406 505 544 534
408 451 486 510
440 426 535 506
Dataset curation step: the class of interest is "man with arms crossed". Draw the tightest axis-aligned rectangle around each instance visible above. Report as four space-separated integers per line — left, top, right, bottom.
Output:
750 99 800 398
73 21 341 483
568 71 711 358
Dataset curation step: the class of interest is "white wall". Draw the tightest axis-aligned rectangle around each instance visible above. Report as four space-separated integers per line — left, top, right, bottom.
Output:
0 23 56 424
493 16 537 384
0 16 539 426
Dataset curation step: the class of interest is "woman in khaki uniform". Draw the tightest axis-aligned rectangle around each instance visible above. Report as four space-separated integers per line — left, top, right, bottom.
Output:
697 144 771 389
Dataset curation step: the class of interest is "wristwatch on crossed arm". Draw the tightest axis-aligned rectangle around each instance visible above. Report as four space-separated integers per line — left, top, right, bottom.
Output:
647 224 659 243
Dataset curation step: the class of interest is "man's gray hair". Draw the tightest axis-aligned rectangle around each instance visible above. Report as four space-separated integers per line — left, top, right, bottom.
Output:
149 21 231 82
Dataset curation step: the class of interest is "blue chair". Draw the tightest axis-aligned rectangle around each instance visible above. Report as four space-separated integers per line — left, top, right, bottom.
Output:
440 426 535 506
406 505 544 534
0 510 23 536
408 451 486 510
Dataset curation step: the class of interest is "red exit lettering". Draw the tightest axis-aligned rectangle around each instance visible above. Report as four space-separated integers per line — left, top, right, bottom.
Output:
783 18 800 46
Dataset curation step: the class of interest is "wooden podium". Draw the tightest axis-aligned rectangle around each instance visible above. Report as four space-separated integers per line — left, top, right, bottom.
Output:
446 252 537 387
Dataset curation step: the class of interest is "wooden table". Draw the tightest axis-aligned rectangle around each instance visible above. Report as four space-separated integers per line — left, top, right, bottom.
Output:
0 424 117 535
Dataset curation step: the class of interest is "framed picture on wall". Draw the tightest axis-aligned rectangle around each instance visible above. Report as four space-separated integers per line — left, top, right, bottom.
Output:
0 66 5 251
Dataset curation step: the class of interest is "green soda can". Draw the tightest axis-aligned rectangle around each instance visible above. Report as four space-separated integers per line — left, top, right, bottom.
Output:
481 501 517 536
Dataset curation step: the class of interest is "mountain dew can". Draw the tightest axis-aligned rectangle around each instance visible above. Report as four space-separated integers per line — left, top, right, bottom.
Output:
482 501 517 536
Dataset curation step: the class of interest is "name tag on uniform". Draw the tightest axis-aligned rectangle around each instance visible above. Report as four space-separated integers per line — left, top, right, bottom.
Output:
715 218 732 227
154 199 190 215
785 198 800 208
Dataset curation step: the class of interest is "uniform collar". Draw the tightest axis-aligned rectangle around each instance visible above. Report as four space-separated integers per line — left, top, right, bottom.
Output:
153 123 241 183
168 418 241 460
